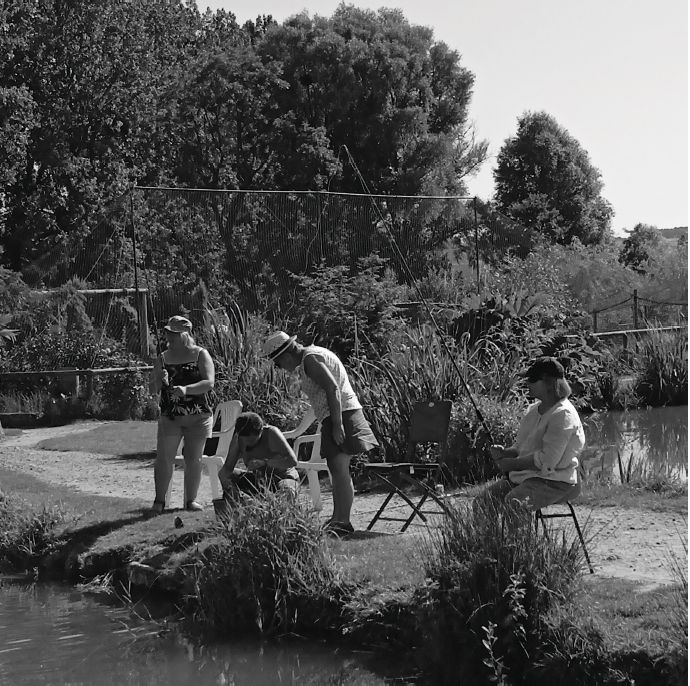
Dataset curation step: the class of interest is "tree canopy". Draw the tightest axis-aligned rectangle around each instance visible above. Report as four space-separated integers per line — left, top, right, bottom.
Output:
493 111 613 246
0 1 487 273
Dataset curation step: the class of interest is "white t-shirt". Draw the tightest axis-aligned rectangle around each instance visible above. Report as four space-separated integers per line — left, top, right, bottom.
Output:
298 346 362 422
509 398 585 485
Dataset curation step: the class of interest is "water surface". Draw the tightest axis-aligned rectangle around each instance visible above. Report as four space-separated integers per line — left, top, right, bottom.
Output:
0 579 394 686
582 405 688 480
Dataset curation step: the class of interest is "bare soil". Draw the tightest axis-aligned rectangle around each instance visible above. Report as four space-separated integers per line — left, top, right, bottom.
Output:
0 421 686 589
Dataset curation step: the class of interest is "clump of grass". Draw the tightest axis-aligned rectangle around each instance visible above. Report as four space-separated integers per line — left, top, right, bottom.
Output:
0 390 49 413
188 490 344 637
634 329 688 406
416 497 583 685
0 491 66 572
666 528 688 653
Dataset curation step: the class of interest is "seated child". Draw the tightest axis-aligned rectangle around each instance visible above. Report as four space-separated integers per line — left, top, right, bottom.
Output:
218 411 300 498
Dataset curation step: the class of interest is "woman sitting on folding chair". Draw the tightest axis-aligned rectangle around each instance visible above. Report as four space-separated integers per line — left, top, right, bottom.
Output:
482 356 585 510
218 412 300 499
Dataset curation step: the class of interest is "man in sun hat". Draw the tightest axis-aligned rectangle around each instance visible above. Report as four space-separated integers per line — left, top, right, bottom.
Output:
263 331 378 537
481 356 585 510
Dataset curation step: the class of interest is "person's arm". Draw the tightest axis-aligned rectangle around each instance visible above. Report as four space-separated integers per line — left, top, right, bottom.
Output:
263 427 298 469
170 348 215 398
218 433 241 489
150 355 168 394
303 354 345 445
283 407 316 440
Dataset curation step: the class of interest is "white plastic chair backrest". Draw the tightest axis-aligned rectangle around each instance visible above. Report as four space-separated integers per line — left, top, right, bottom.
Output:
293 424 322 462
209 399 243 458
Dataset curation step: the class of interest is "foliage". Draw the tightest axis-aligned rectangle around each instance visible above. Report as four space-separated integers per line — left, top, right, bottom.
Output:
0 491 66 572
494 111 613 246
189 490 343 636
619 223 661 273
417 497 582 685
286 256 408 360
634 329 688 406
258 5 488 196
198 309 304 428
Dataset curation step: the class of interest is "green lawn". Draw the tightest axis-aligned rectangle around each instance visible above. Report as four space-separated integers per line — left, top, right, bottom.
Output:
38 420 157 455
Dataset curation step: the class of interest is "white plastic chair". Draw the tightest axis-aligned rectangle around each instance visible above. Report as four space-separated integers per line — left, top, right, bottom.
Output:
290 423 332 511
166 399 243 507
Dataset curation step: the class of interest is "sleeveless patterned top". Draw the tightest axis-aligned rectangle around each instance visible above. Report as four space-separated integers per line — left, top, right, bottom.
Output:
298 345 361 422
159 349 214 418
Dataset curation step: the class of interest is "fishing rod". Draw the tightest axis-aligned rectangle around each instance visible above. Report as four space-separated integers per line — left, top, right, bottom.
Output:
341 145 494 442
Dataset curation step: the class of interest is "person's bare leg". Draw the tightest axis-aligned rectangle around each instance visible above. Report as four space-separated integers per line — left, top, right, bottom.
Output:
154 430 182 505
182 434 205 505
327 452 354 524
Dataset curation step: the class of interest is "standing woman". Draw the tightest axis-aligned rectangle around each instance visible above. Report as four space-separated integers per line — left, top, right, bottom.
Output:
262 331 379 537
151 316 215 513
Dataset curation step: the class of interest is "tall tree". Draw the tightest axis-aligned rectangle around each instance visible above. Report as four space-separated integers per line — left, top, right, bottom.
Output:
618 222 661 273
493 111 613 246
0 0 201 275
257 5 487 195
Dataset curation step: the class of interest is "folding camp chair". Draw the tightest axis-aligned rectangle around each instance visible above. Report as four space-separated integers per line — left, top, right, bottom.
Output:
364 400 452 532
534 465 594 574
166 399 243 507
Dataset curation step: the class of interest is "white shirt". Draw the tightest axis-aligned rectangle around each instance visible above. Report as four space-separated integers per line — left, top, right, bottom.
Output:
298 346 362 422
509 398 585 485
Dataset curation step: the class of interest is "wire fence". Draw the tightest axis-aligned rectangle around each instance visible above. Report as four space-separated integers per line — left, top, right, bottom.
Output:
592 289 687 332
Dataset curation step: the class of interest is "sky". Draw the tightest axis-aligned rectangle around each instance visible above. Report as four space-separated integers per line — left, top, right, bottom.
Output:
197 0 688 234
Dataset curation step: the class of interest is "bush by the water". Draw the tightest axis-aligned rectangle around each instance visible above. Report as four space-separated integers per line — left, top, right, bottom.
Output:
417 496 583 685
634 329 688 406
0 492 66 572
188 491 345 637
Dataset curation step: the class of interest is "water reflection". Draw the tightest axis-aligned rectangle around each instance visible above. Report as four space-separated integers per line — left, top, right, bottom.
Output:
582 405 688 480
0 579 393 686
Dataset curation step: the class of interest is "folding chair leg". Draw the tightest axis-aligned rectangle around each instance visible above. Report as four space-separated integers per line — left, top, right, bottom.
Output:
401 491 429 532
367 490 397 531
567 503 594 574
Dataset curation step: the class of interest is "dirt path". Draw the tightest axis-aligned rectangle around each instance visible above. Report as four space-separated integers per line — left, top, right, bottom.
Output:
0 422 686 588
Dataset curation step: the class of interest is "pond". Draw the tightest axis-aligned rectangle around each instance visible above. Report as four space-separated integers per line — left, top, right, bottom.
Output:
0 578 399 686
582 405 688 481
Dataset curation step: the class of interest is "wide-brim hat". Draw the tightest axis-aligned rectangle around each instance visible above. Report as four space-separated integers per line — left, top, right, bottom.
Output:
164 315 193 333
522 356 565 381
262 331 296 360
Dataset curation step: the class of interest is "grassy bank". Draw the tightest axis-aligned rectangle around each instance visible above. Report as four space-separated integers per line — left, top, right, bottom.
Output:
0 468 686 685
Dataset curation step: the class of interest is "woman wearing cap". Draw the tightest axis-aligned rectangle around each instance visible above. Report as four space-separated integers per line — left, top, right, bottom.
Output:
218 411 300 498
263 331 378 537
150 315 215 513
485 356 585 510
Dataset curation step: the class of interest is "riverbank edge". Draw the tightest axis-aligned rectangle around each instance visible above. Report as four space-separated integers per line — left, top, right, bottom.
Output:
1 486 686 686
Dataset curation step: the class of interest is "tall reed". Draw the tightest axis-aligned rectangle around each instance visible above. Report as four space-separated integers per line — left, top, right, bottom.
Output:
635 329 688 406
189 490 343 637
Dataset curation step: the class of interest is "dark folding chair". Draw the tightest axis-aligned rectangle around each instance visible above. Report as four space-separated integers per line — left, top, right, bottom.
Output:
534 474 594 574
364 400 452 532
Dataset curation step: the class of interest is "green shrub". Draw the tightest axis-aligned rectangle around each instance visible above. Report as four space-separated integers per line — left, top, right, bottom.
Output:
189 490 344 637
634 329 688 406
447 394 524 483
0 491 66 572
417 497 583 685
202 310 305 428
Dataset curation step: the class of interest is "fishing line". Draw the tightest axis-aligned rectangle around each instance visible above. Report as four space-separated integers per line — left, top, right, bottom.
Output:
341 145 494 441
